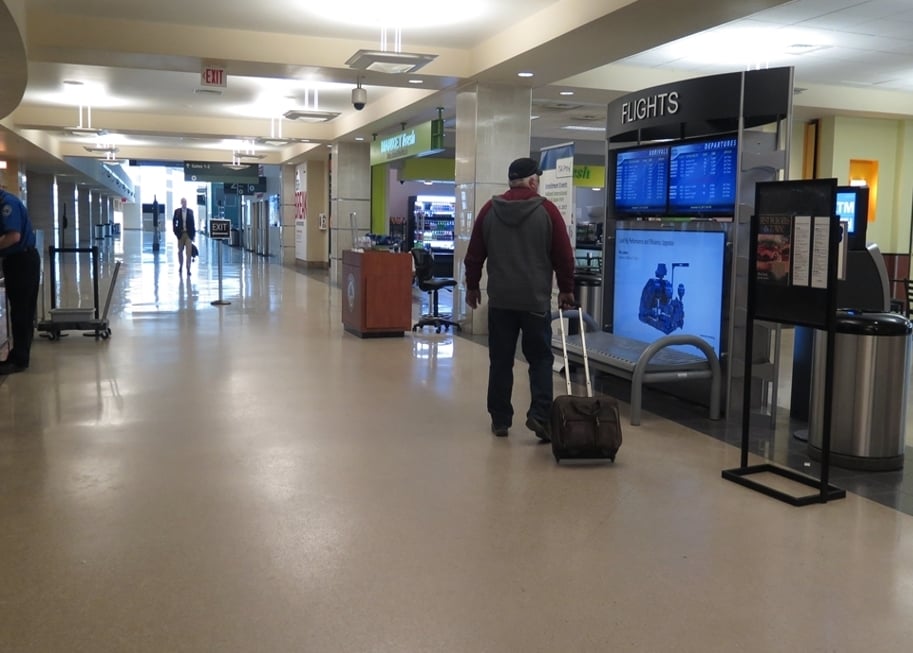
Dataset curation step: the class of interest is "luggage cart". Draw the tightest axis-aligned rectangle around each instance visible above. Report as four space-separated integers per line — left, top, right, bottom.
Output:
37 246 121 341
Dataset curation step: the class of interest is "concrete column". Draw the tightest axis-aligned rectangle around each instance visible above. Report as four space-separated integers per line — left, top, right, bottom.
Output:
279 164 297 266
24 171 55 247
454 83 533 334
91 190 103 239
306 159 328 267
77 186 92 245
57 181 77 249
330 142 370 282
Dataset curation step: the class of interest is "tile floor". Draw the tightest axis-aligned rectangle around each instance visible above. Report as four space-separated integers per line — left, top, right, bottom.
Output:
2 232 913 652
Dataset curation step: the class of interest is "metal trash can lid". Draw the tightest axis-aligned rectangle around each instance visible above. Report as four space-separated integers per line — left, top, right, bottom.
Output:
573 273 602 285
835 309 912 336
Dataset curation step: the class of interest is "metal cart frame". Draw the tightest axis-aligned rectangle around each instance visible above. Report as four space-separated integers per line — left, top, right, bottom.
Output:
37 246 121 341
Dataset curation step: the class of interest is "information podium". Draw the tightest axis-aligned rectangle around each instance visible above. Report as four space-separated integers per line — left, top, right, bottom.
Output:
341 250 412 338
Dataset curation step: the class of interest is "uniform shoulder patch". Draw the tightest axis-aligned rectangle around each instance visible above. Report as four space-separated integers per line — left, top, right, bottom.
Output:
1 204 11 217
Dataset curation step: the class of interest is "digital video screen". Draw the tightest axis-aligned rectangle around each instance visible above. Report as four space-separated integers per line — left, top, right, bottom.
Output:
614 145 669 215
613 228 726 356
668 136 738 216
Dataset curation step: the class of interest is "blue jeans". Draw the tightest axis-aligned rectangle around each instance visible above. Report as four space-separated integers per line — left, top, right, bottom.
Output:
487 307 554 428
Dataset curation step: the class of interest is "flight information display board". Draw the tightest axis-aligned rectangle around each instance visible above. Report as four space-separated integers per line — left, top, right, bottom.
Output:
668 135 738 216
614 145 669 215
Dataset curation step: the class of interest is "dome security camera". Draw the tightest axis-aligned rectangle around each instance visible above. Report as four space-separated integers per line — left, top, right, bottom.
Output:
352 86 367 111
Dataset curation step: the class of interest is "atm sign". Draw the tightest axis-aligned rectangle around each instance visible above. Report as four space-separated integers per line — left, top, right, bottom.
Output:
201 63 226 88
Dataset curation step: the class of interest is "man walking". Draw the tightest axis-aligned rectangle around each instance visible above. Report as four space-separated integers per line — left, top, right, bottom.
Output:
464 157 576 441
172 197 196 276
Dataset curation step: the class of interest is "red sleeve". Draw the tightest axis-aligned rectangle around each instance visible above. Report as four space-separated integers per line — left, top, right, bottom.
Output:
544 200 575 293
464 200 492 290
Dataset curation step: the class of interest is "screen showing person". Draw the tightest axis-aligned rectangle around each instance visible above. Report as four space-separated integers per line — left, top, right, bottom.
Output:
613 228 726 356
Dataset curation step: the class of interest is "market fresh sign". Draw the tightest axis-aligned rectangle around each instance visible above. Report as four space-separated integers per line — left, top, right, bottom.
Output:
381 130 417 154
370 120 444 165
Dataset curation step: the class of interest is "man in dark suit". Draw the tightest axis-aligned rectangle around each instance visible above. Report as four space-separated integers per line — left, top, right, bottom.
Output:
172 197 196 276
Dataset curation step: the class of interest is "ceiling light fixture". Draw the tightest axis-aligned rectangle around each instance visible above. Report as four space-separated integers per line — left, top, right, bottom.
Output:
283 109 340 122
559 90 575 96
561 125 606 132
517 71 534 78
346 49 437 74
346 26 436 74
408 79 424 84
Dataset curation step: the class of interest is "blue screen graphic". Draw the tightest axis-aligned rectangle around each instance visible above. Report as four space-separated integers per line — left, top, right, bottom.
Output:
613 229 726 356
614 145 669 214
668 137 738 215
835 191 856 234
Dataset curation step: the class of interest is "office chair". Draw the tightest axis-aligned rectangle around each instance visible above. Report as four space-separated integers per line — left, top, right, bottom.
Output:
411 247 461 333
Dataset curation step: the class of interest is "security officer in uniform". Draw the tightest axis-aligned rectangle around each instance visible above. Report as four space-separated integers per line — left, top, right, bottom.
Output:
0 188 41 374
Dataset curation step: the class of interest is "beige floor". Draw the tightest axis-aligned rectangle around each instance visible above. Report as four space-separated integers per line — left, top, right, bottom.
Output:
2 233 913 652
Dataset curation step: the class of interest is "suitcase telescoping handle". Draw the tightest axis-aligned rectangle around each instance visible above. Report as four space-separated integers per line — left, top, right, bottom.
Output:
557 307 593 398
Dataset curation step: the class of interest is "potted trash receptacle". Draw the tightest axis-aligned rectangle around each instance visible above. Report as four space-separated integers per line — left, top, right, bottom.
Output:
808 310 912 471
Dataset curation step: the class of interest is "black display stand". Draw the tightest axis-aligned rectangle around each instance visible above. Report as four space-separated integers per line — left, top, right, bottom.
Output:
722 179 846 506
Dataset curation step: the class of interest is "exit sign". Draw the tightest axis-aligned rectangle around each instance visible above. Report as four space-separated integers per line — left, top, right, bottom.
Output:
201 62 226 88
209 218 231 240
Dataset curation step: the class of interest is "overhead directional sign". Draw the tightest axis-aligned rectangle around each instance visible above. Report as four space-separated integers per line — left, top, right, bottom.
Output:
209 218 231 240
184 161 259 183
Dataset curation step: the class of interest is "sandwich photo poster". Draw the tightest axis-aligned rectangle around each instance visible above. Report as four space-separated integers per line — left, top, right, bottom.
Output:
756 215 792 286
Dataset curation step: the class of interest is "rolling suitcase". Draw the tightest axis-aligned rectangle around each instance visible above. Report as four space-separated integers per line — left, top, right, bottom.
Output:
551 308 623 463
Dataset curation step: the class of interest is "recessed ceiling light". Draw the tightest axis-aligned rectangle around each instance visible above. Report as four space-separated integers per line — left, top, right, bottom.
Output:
355 137 365 141
530 115 540 120
408 79 424 84
517 72 534 78
559 90 575 96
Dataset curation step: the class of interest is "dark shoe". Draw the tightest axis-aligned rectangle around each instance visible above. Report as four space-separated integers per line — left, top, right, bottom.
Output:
179 265 182 273
491 424 509 438
187 269 191 276
0 361 28 375
525 416 551 443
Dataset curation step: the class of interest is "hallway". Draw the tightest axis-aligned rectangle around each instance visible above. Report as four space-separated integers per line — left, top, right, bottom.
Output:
2 233 913 652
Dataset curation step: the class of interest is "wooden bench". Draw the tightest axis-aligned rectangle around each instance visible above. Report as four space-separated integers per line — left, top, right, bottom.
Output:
553 310 722 426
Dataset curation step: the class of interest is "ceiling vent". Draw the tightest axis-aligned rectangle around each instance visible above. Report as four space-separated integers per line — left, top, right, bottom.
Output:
534 101 584 112
194 88 223 96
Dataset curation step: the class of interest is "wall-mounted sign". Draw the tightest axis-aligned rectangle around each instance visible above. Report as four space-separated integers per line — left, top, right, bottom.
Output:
184 161 259 183
370 119 445 165
201 62 226 88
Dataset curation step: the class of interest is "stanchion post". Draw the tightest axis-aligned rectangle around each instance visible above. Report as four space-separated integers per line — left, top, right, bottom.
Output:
211 239 231 306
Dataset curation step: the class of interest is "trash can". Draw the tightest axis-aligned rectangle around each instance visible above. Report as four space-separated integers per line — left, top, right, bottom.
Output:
574 272 603 325
230 228 240 247
94 224 104 240
808 310 912 470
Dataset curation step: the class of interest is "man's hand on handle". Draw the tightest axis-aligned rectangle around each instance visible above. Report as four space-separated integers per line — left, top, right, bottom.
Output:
558 292 576 310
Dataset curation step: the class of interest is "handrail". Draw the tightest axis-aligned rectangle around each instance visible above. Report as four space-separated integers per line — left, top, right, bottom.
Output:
630 335 722 426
